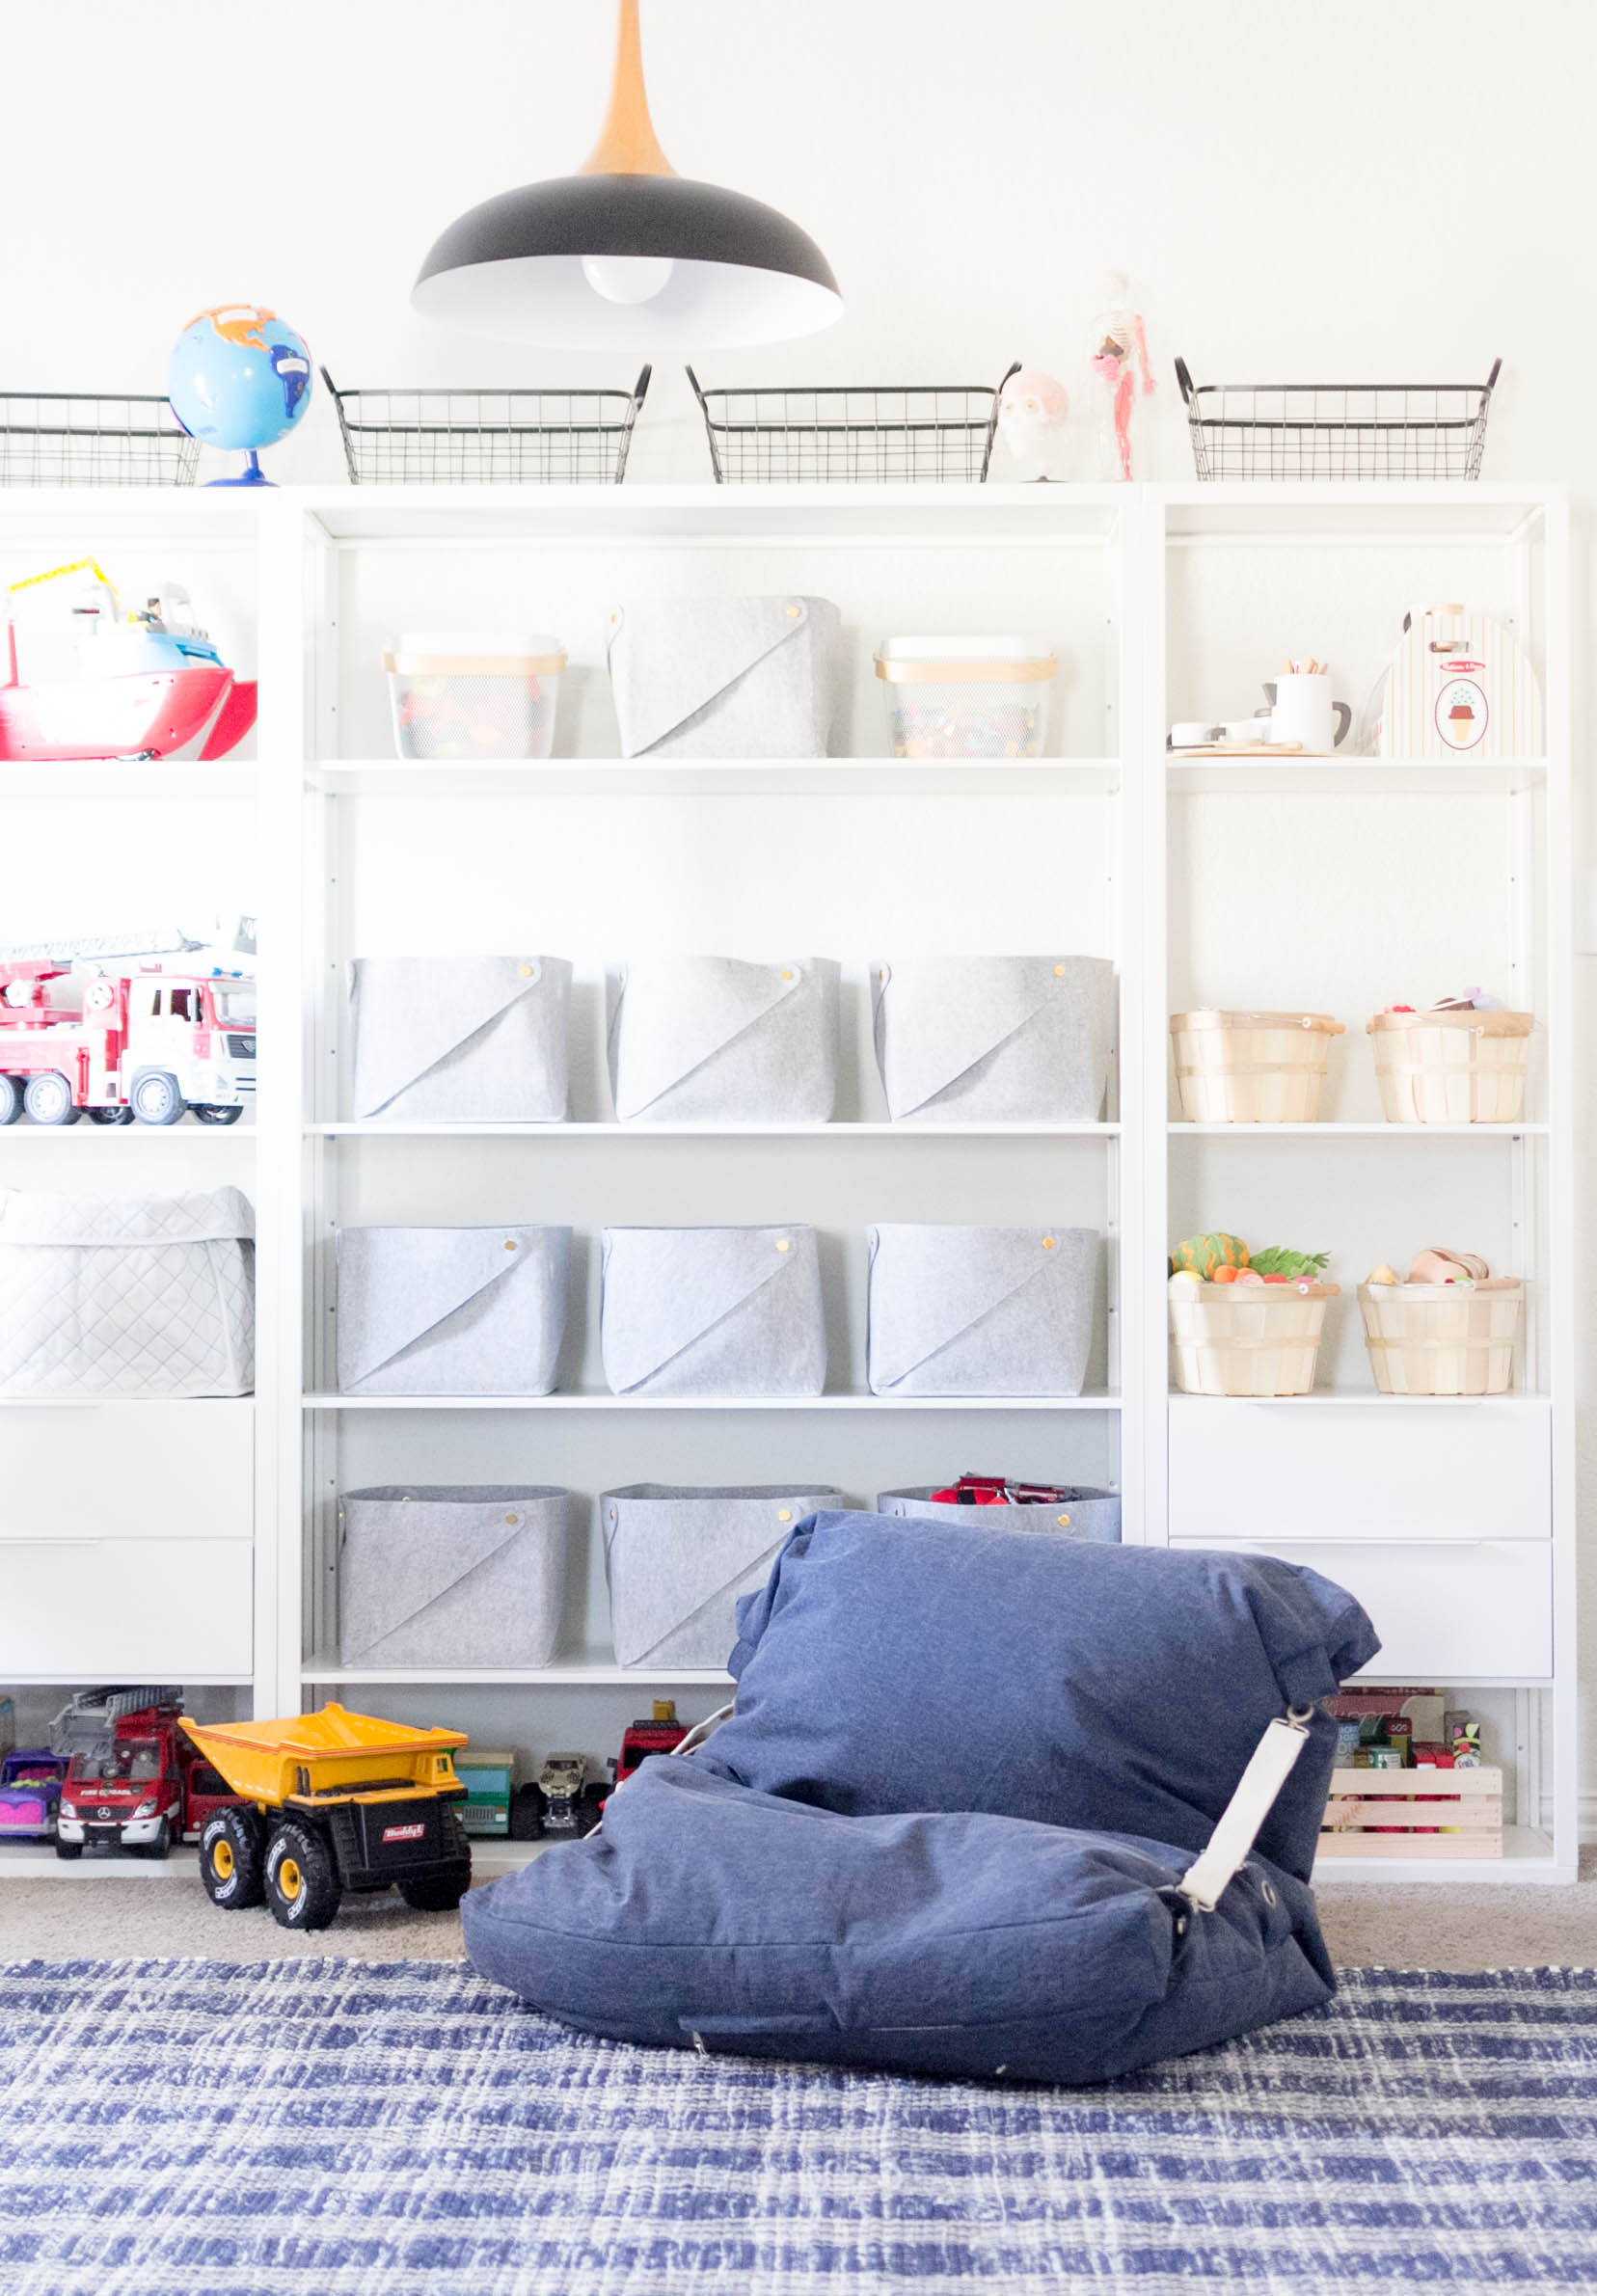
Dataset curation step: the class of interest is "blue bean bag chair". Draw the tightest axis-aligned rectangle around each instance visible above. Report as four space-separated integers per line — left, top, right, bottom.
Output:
464 1517 1379 2085
465 1756 1333 2085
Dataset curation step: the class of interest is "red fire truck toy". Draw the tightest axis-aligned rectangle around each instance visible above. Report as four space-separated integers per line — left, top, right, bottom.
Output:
53 1688 242 1860
0 921 256 1125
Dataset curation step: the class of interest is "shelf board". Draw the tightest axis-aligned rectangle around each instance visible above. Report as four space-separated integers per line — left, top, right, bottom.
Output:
1313 1823 1561 1885
309 757 1120 798
300 480 1132 546
0 1121 256 1140
1167 755 1546 797
0 1840 204 1881
301 1648 733 1688
0 761 258 801
1169 1391 1550 1409
310 1120 1119 1140
1161 483 1557 540
304 1391 1121 1413
1170 1121 1546 1137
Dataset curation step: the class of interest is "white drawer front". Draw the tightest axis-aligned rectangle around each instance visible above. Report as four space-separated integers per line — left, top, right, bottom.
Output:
1167 1535 1551 1679
0 1538 252 1677
0 1401 254 1543
1169 1397 1550 1543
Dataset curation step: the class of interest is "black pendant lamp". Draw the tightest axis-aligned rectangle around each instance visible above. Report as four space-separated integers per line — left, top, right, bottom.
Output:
413 0 842 352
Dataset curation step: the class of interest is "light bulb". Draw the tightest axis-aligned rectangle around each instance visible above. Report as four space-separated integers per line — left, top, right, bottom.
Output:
581 254 675 305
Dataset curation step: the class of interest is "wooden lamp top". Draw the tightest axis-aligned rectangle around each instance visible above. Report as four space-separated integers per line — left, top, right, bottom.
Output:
580 0 677 178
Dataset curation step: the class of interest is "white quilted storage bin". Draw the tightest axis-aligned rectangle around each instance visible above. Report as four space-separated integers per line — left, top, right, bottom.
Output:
0 1187 254 1397
338 1486 576 1668
602 1484 846 1668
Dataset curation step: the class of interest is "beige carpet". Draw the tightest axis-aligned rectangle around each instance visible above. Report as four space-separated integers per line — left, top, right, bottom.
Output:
2 1850 1592 1967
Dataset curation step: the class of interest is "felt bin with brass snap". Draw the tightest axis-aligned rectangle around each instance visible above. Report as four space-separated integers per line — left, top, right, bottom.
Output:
606 595 842 759
350 954 572 1121
601 1225 826 1398
602 1484 850 1668
867 1224 1096 1397
336 1224 571 1395
873 956 1115 1121
876 1486 1122 1542
609 956 839 1122
338 1486 576 1668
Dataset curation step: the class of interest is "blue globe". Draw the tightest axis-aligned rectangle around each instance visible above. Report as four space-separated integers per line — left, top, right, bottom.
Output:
168 306 312 454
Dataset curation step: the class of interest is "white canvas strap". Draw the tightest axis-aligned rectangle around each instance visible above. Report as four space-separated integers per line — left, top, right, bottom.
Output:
675 1703 736 1759
1179 1708 1314 1914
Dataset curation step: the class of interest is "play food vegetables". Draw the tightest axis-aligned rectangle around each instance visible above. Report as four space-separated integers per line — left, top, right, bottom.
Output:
1170 1233 1328 1284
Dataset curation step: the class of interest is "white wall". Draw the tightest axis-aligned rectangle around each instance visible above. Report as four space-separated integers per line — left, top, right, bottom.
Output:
2 0 1592 1788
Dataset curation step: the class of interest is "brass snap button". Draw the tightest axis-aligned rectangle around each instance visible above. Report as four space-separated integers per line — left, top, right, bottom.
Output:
785 604 801 619
775 1238 791 1252
1057 1513 1071 1527
520 964 534 978
780 969 794 982
1042 1236 1055 1250
504 1239 519 1252
505 1512 520 1526
1054 964 1067 977
778 1508 793 1524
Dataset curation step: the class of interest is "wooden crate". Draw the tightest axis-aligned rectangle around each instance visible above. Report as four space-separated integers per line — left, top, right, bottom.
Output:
1318 1767 1503 1858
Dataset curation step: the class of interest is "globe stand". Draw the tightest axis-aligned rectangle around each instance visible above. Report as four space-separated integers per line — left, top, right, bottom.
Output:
206 450 273 489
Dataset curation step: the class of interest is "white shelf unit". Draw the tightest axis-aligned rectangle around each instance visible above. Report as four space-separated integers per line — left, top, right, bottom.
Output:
1 480 1574 1885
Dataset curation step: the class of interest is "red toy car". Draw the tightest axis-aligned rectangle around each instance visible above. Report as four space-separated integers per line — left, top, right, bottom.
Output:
54 1688 241 1860
605 1701 690 1803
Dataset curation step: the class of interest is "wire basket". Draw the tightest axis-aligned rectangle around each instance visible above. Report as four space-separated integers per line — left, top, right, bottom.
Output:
322 365 650 484
1176 357 1501 480
0 395 199 486
688 363 1021 483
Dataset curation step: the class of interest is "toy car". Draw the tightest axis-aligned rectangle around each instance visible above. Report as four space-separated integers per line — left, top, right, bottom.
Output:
0 1749 69 1842
520 1752 607 1841
182 1704 473 1931
612 1701 690 1792
53 1688 240 1859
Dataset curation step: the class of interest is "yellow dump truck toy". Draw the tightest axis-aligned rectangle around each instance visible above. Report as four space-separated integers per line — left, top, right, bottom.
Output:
180 1704 472 1931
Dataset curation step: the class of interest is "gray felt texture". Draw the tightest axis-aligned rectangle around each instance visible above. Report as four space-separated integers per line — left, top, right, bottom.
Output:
601 1225 826 1397
349 954 571 1121
602 1484 852 1667
608 957 840 1122
336 1224 571 1395
867 1224 1096 1397
872 955 1116 1121
338 1485 575 1668
0 1186 255 1397
877 1486 1123 1543
606 595 842 758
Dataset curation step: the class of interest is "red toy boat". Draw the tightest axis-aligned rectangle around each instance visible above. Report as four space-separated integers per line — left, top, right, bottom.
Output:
0 557 257 763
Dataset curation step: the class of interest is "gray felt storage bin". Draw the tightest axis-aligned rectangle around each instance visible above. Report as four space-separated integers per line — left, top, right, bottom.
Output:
608 956 840 1122
607 594 842 758
338 1486 577 1668
877 1485 1122 1543
336 1223 571 1395
349 954 572 1122
873 954 1116 1121
867 1223 1096 1397
602 1224 826 1397
0 1186 254 1397
603 1483 847 1668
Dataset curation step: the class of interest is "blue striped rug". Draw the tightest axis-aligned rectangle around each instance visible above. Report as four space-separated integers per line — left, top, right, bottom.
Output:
1 1958 1593 2293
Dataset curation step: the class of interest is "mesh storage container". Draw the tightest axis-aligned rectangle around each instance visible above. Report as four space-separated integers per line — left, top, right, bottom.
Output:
1169 1281 1338 1397
602 1485 847 1668
1358 1281 1523 1396
1367 1009 1533 1124
875 637 1057 760
876 1486 1122 1543
338 1486 576 1668
384 633 566 762
1171 1011 1345 1123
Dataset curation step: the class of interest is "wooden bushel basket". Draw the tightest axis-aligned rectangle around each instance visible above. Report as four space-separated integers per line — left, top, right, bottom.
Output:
1170 1011 1344 1123
1367 1008 1533 1124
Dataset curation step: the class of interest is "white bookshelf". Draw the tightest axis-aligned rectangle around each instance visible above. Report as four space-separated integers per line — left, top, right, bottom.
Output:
0 479 1574 1883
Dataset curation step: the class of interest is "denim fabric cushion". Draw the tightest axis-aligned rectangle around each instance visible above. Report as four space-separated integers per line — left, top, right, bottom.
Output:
463 1756 1334 2086
702 1512 1379 1882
